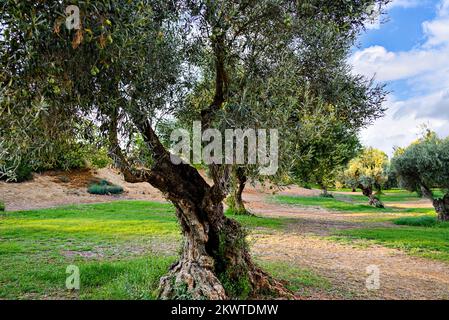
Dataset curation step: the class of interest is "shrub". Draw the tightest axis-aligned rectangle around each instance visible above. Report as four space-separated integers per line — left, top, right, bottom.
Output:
88 180 124 195
89 148 111 169
0 201 5 212
320 192 334 198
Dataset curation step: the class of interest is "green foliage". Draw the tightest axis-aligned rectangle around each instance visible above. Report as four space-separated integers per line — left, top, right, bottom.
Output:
394 216 439 227
343 147 389 191
88 180 124 195
2 161 34 182
291 123 362 191
392 132 449 196
0 201 5 212
88 148 112 169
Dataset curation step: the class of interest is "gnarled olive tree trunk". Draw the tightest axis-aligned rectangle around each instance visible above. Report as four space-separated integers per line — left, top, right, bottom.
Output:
360 185 384 208
433 195 449 221
420 185 449 222
114 122 290 300
228 167 251 215
153 163 289 299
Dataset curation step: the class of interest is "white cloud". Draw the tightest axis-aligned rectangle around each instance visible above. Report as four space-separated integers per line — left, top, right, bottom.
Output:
360 97 449 156
389 0 423 9
350 46 449 81
351 0 449 152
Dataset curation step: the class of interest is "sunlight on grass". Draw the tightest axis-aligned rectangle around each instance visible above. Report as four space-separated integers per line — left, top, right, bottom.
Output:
275 195 435 214
0 201 287 299
336 224 449 262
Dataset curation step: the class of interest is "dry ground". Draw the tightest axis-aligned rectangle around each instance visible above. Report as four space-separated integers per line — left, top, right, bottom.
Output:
1 168 449 299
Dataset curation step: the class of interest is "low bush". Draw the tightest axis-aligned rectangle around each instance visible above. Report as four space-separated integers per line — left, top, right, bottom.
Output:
88 180 124 195
0 201 5 212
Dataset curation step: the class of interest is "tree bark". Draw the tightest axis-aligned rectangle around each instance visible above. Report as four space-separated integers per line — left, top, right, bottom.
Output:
153 163 289 299
319 183 332 198
420 185 449 222
360 185 384 208
433 195 449 222
229 167 251 215
112 122 291 300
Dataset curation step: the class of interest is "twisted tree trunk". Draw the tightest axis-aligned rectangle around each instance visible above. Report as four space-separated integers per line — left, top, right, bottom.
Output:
433 195 449 222
153 163 289 299
229 167 251 215
111 121 291 300
360 185 384 208
110 34 291 300
421 185 449 222
319 182 332 198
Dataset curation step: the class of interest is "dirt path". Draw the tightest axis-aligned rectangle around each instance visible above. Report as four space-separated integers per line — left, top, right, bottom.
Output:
244 187 449 300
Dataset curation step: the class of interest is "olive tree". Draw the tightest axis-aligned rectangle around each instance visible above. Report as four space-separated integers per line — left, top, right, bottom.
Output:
1 0 389 299
392 133 449 221
291 123 362 197
343 148 389 208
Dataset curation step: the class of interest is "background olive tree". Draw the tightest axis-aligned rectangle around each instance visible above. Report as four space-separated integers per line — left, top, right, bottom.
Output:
342 147 389 208
392 131 449 221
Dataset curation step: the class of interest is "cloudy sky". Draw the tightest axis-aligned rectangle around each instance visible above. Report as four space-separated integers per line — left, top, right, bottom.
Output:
351 0 449 155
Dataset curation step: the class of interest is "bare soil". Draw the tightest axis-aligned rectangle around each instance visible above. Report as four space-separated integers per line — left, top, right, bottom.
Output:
0 168 165 211
1 169 449 299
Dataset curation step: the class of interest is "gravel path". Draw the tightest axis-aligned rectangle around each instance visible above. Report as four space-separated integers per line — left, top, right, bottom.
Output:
245 187 449 300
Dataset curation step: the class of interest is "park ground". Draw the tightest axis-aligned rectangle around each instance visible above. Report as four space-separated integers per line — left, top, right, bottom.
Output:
1 169 449 300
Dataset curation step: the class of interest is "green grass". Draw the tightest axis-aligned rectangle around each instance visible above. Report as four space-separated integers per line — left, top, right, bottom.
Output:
335 222 449 262
258 261 335 298
334 189 443 203
0 201 286 299
275 195 435 214
275 195 389 213
394 216 441 227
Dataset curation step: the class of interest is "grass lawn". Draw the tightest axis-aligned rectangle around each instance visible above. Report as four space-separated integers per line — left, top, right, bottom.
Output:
0 200 298 299
335 221 449 262
275 195 434 214
333 189 443 203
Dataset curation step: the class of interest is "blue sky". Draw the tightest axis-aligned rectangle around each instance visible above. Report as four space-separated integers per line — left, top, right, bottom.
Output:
350 0 449 155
